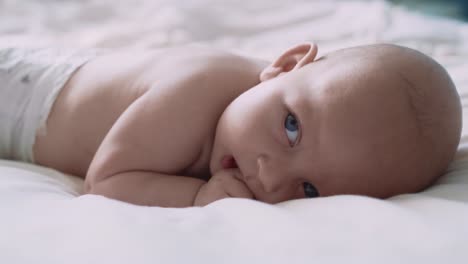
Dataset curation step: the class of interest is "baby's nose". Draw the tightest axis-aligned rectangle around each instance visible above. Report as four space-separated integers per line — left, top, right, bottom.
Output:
256 155 287 193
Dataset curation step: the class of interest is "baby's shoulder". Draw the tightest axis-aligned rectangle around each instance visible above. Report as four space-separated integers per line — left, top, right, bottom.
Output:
146 46 265 118
157 45 265 80
168 46 265 99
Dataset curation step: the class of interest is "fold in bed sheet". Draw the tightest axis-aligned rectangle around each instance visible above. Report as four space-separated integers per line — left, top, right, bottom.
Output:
1 0 468 263
1 158 467 263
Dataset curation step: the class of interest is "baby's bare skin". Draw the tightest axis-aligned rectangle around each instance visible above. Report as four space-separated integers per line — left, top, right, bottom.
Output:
33 43 462 207
34 47 265 206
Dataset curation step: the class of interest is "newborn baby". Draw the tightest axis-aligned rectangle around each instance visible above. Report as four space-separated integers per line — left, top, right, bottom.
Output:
0 43 462 207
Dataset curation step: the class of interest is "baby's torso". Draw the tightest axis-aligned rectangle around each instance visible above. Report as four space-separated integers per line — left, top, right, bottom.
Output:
33 47 264 178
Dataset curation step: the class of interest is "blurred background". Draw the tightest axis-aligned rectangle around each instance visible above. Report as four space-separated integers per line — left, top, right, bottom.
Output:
0 0 467 61
389 0 468 21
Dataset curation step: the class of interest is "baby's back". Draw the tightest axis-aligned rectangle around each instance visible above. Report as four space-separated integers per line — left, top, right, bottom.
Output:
33 47 263 178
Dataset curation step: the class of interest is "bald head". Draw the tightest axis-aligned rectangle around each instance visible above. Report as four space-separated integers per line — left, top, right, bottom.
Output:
309 44 462 197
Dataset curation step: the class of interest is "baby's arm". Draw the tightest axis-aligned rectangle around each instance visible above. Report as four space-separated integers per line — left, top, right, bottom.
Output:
85 63 254 207
84 74 206 207
86 167 252 207
87 170 205 207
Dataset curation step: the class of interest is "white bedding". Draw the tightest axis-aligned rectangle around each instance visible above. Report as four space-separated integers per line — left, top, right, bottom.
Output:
1 0 468 263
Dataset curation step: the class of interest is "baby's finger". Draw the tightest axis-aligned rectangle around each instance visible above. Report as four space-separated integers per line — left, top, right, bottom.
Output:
221 174 254 199
218 167 244 181
200 192 230 206
194 184 230 206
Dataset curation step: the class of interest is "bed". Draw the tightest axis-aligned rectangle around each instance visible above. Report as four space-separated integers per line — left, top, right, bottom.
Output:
1 0 467 263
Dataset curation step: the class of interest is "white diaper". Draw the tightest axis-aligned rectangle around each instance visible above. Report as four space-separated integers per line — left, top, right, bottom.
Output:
0 48 98 162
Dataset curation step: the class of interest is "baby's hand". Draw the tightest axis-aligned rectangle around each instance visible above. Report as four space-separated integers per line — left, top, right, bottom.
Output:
194 168 254 206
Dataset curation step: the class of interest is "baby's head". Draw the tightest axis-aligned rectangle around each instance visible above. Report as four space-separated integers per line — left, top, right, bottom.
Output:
210 43 462 203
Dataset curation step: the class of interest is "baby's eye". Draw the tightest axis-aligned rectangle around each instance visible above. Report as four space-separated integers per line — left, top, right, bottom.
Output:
303 182 319 198
284 113 299 146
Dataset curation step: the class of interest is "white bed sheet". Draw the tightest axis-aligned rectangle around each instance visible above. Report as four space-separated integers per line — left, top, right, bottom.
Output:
1 0 468 263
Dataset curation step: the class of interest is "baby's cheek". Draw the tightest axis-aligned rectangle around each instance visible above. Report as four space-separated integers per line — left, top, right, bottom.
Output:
277 186 306 202
294 185 307 199
264 187 305 203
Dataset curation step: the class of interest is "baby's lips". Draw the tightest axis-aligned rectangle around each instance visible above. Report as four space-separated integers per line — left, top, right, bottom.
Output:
221 155 238 169
220 156 250 185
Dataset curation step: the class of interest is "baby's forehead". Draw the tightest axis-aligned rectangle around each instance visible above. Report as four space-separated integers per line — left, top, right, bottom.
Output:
289 65 418 127
294 58 389 95
281 45 437 115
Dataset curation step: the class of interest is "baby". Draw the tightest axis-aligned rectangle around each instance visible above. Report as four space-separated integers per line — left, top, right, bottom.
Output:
0 43 462 207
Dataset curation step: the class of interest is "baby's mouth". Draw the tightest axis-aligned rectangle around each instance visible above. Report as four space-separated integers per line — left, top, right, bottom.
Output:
221 155 238 169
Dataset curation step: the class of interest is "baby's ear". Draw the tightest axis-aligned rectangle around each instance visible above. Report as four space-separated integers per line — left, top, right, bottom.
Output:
260 42 318 82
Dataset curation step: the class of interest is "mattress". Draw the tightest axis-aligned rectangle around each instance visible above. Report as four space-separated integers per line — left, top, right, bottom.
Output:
1 0 467 263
